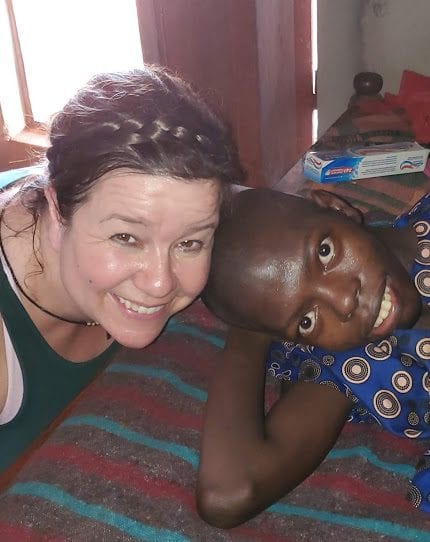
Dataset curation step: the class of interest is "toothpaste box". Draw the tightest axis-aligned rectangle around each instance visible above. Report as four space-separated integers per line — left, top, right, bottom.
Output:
303 141 429 183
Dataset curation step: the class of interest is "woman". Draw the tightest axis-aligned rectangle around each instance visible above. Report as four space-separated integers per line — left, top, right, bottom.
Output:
0 65 244 471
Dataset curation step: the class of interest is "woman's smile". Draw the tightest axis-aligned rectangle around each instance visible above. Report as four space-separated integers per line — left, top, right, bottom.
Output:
116 294 166 315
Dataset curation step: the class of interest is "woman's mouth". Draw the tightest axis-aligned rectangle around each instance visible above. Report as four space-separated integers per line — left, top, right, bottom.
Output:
371 283 398 335
117 295 164 315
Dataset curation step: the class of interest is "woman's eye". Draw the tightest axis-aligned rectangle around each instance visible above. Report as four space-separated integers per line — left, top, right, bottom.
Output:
298 309 317 337
111 233 136 244
318 236 334 267
177 239 203 253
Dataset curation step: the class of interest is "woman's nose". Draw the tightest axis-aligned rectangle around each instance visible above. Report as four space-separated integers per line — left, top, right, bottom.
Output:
316 277 360 320
133 251 177 299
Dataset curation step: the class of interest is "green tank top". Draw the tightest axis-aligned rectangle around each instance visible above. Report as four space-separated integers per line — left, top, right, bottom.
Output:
0 259 118 471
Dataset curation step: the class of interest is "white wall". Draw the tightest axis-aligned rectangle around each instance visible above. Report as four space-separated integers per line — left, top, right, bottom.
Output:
317 0 364 135
317 0 430 135
362 0 430 94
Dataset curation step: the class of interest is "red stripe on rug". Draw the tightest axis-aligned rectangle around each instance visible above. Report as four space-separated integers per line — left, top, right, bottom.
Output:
341 423 425 458
0 522 64 542
306 471 411 512
33 443 293 542
96 378 279 425
33 443 196 507
91 384 203 430
232 525 297 542
131 338 217 380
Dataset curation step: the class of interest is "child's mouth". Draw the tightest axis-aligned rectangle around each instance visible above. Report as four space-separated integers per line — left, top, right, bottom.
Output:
371 283 397 335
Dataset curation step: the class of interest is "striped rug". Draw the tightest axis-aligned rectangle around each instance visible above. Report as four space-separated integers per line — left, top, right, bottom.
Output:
0 301 429 541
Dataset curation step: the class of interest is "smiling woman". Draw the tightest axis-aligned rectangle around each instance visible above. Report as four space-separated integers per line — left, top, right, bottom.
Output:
0 64 244 473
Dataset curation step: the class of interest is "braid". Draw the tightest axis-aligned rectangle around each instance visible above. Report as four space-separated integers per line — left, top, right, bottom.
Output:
27 65 245 221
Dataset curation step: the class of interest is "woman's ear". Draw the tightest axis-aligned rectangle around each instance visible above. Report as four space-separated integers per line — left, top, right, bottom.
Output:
307 189 364 224
44 186 64 250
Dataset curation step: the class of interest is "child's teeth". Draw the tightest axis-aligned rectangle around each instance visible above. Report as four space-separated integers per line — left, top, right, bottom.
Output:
373 285 393 328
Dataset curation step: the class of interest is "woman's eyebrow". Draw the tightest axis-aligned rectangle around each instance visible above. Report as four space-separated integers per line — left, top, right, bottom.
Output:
182 222 219 235
100 213 149 225
100 214 218 233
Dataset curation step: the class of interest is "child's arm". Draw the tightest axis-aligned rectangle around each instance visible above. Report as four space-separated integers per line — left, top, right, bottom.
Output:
196 326 353 528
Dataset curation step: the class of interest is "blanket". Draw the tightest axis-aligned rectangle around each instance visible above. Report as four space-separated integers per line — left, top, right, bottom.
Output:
0 301 429 541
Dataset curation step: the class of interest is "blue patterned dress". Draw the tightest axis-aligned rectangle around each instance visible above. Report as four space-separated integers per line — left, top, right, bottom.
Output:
266 192 430 512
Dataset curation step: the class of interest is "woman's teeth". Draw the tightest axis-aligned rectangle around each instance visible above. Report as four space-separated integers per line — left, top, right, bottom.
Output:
373 285 392 328
118 296 163 314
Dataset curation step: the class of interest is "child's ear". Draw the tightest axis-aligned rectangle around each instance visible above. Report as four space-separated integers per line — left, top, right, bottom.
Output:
307 189 364 224
44 186 64 250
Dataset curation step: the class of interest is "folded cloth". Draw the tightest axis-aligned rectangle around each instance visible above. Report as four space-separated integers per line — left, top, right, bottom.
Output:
384 70 430 144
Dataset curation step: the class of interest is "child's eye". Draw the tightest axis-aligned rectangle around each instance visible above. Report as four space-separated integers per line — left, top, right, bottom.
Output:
298 309 317 336
318 236 334 267
177 239 203 253
111 233 137 244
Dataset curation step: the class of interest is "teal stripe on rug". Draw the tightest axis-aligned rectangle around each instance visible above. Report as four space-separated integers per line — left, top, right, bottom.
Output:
268 501 430 542
62 415 412 479
328 446 415 478
62 415 199 468
166 318 225 348
8 482 190 542
106 364 207 402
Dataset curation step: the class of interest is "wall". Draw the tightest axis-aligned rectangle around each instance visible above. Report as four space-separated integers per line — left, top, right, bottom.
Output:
256 1 314 182
362 0 430 94
141 0 313 187
317 0 364 136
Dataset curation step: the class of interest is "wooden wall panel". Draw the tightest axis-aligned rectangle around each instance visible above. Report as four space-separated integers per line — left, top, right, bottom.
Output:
140 0 313 187
0 140 38 171
148 0 263 186
256 0 297 183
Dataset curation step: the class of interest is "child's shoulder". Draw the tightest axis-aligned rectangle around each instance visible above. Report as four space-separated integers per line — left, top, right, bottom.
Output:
395 192 430 229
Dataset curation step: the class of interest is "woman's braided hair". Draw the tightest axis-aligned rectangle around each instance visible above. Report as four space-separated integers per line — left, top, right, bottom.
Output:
18 65 245 222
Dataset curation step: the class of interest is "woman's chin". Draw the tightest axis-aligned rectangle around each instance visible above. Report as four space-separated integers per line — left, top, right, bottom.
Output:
108 325 167 349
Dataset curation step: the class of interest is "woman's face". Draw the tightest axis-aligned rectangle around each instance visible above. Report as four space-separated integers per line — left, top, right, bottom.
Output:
53 171 221 348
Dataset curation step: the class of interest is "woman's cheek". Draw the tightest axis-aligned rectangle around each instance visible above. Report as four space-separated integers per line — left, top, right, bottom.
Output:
80 248 125 286
181 255 211 295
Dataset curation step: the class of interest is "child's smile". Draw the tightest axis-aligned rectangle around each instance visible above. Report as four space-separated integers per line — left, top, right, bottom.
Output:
369 280 400 340
205 188 422 350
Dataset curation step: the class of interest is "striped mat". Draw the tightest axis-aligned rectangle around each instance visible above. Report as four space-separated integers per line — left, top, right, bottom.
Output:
0 301 430 541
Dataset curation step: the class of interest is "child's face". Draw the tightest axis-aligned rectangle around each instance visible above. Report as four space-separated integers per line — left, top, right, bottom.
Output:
255 200 421 350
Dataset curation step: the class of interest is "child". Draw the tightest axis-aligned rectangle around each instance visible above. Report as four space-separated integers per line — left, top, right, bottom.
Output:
197 187 430 528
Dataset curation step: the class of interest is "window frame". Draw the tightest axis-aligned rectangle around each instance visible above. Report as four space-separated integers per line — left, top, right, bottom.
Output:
1 0 49 156
1 0 148 152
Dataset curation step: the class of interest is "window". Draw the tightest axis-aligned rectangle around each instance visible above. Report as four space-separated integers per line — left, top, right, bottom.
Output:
0 0 143 144
311 0 318 142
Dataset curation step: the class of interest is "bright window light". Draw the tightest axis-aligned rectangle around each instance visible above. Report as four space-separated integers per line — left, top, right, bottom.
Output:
12 0 143 122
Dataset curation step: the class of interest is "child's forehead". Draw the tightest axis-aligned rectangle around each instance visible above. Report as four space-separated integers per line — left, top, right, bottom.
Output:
258 206 330 242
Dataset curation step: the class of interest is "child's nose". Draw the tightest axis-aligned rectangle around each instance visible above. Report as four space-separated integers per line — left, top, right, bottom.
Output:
316 277 360 320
